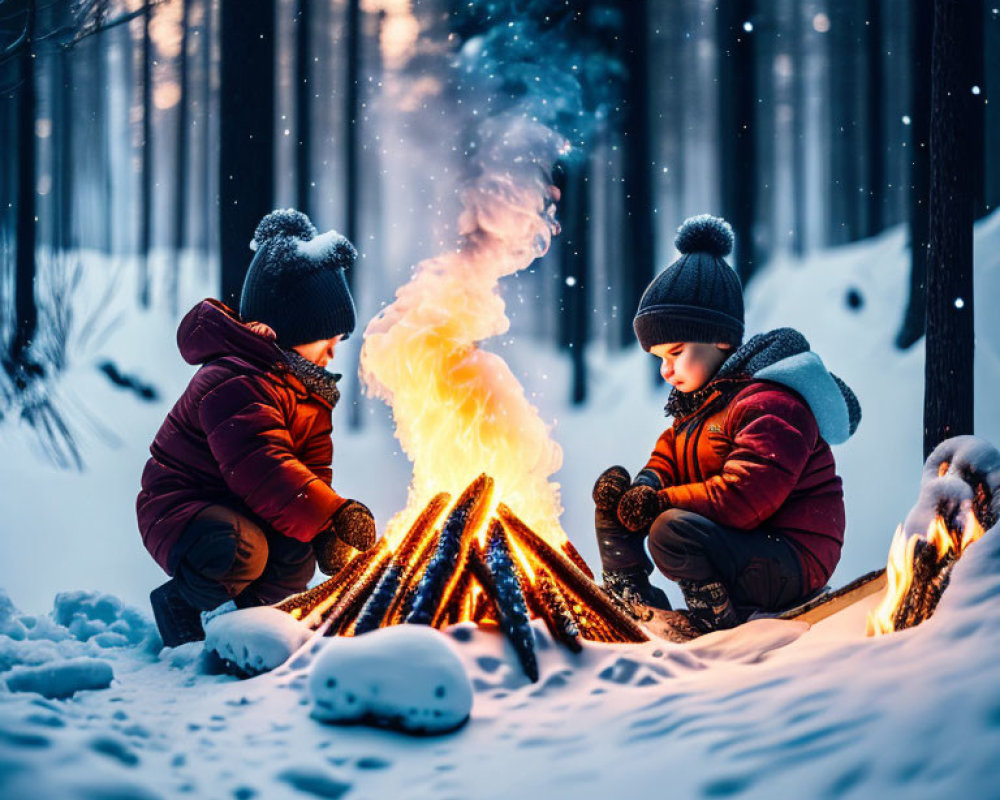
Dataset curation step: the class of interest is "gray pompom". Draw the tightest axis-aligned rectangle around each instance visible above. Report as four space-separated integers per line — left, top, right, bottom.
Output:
675 214 734 258
251 209 317 251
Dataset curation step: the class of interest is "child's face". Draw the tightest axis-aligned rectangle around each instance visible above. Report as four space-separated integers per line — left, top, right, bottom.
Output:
650 342 731 392
293 336 343 369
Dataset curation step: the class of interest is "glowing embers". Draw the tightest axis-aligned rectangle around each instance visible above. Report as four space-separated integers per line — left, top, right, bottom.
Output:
277 474 648 681
867 458 991 636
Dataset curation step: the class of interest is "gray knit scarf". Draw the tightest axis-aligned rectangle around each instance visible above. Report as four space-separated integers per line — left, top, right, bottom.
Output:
664 327 861 435
280 349 341 408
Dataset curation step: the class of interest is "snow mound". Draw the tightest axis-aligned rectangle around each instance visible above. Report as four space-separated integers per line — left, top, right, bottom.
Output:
204 606 312 676
4 657 113 699
0 589 157 674
309 625 472 735
52 590 153 647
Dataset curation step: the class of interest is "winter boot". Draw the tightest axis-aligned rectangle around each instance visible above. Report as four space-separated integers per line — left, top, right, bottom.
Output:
676 578 741 633
150 579 205 647
602 566 672 620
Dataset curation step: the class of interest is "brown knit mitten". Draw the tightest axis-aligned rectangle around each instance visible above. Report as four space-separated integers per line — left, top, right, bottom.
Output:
616 485 667 532
592 465 631 511
330 500 376 551
311 500 377 576
312 533 357 577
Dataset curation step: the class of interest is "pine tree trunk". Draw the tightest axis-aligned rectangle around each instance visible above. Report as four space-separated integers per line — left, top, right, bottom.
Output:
923 0 978 459
791 0 807 257
138 0 153 307
986 2 1000 215
345 0 362 428
296 0 312 215
717 0 757 283
11 1 38 368
895 0 932 350
219 0 276 308
620 0 654 345
864 0 884 237
96 6 112 254
171 0 191 316
557 161 590 406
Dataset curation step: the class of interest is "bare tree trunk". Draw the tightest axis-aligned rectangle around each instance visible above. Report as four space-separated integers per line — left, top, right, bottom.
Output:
138 0 153 307
556 160 590 406
864 0 884 237
986 2 1000 216
620 0 654 346
171 0 191 316
295 0 312 215
11 1 38 369
219 0 276 308
791 0 807 257
717 0 758 283
895 0 932 350
923 0 978 459
344 0 362 428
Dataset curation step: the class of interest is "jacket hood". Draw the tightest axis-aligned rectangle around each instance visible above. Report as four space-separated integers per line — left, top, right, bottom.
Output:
667 327 861 445
177 299 283 369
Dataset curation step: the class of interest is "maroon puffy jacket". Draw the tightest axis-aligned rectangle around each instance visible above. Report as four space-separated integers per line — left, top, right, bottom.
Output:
643 378 848 594
137 300 348 574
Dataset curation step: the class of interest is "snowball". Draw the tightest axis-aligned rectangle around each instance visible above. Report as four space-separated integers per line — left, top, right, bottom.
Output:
204 606 312 676
4 657 114 699
309 625 473 735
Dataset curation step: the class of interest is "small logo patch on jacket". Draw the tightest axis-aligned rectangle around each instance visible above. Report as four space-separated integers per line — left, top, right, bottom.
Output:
707 424 723 433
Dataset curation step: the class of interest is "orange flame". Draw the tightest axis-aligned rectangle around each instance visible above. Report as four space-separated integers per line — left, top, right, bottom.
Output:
867 510 986 636
361 165 565 552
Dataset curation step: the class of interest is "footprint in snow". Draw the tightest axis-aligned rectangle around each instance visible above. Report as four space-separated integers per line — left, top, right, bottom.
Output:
276 767 352 799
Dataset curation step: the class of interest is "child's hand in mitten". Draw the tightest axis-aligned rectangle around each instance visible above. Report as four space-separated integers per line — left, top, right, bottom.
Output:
311 501 376 576
592 465 631 510
616 485 667 531
329 500 376 551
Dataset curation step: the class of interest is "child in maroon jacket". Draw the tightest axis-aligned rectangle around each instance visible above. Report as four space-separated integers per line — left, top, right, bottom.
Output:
138 210 375 647
594 215 860 633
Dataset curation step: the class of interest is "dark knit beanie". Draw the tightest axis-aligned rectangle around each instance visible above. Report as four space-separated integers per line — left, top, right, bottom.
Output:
239 209 358 347
633 214 744 351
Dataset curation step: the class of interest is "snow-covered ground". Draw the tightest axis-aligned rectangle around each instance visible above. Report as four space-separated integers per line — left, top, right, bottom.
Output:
1 215 999 797
2 521 999 799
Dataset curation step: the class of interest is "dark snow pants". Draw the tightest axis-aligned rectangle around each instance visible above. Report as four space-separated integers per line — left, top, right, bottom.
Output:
596 506 807 614
172 505 315 611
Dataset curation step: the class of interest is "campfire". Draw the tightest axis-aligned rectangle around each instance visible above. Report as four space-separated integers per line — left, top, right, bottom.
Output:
867 439 999 636
276 474 647 681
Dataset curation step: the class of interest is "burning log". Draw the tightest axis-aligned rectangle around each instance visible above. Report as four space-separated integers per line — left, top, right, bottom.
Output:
407 475 494 625
385 531 439 626
496 503 648 643
353 493 451 635
561 540 595 580
529 570 582 653
321 541 393 634
474 521 538 682
276 538 385 623
869 436 999 636
892 539 956 632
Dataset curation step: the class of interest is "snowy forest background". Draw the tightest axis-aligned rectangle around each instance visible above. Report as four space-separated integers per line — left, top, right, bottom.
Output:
1 0 999 614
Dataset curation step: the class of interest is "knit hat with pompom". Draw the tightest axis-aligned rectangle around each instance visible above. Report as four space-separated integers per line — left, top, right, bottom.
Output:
632 214 744 350
239 209 358 347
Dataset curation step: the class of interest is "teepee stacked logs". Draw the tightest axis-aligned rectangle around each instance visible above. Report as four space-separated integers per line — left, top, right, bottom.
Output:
275 474 648 680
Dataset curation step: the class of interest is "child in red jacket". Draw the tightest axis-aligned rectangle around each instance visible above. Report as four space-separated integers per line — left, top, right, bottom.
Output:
138 210 375 647
594 215 860 633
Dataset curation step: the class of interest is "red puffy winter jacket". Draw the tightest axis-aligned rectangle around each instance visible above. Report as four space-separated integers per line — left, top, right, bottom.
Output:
643 380 845 593
136 300 348 574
